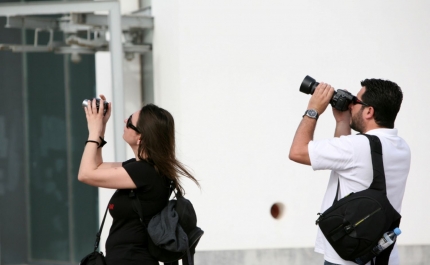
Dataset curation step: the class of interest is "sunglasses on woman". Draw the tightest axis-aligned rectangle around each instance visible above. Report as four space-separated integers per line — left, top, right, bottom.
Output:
126 115 140 133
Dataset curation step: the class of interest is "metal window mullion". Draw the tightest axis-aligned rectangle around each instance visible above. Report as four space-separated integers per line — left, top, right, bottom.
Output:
63 53 75 263
21 22 32 263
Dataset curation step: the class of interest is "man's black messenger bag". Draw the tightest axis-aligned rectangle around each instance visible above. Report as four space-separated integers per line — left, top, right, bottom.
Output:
315 134 401 265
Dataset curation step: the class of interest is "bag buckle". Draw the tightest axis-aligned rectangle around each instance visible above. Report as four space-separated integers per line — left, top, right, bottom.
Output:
315 213 323 225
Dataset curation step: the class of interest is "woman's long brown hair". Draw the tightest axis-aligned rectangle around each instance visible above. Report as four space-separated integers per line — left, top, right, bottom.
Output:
136 104 199 195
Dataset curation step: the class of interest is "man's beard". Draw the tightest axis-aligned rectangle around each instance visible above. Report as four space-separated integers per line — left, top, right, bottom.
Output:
350 107 365 133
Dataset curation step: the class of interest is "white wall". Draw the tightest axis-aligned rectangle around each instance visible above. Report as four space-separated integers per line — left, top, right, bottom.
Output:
150 0 430 251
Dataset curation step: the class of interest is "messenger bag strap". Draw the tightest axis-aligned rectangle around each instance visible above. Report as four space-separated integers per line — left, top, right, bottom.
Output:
93 204 110 252
333 134 386 204
333 180 340 204
363 134 399 265
361 134 387 194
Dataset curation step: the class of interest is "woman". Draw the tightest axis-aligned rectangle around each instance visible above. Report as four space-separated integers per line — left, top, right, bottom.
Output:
78 95 199 265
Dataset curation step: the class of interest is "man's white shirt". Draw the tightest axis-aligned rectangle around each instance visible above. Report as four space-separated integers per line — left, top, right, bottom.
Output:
308 128 411 265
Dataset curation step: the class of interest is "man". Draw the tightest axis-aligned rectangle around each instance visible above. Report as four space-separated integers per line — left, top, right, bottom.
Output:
289 79 410 265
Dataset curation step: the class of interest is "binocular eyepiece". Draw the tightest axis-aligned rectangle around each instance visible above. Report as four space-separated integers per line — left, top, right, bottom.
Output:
299 75 354 111
82 98 109 115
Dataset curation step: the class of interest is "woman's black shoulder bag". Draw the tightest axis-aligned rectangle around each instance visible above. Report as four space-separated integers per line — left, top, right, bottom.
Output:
315 134 401 265
79 205 109 265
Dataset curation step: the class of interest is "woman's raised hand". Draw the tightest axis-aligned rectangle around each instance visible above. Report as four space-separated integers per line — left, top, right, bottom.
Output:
99 94 112 125
84 94 111 137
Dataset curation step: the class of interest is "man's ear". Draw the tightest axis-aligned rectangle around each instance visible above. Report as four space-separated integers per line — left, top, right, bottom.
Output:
364 106 375 120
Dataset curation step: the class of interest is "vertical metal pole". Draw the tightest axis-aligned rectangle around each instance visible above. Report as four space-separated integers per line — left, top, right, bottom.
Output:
63 53 75 262
21 18 31 263
108 2 126 162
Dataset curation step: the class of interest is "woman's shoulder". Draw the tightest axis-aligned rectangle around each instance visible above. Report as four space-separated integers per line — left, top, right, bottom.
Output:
123 159 164 189
122 158 137 166
123 159 157 173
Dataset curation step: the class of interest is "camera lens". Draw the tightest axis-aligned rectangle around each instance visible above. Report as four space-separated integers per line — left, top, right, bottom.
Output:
82 99 108 115
300 75 319 95
299 76 354 112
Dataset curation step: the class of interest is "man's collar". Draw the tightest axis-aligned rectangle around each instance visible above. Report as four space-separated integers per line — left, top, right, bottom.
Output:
364 128 398 136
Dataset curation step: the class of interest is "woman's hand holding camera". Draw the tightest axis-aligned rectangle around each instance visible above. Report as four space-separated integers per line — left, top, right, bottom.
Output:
84 94 112 138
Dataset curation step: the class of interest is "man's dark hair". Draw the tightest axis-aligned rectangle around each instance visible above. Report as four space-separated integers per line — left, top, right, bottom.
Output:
360 79 403 128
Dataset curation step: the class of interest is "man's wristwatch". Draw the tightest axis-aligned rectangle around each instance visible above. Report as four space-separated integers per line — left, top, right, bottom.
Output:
303 109 319 120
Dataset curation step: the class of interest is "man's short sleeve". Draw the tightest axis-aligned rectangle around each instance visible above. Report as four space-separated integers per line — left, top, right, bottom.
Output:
122 159 157 188
308 136 355 171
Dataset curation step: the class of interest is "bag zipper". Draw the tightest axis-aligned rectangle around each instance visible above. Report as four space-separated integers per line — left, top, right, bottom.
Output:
316 207 381 228
343 207 381 234
354 207 381 227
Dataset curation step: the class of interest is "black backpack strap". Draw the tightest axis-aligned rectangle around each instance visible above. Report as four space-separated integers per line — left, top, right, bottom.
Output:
130 180 173 223
130 190 146 225
168 190 195 265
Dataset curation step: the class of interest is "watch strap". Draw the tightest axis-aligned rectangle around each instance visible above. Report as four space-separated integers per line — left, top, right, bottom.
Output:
303 109 319 120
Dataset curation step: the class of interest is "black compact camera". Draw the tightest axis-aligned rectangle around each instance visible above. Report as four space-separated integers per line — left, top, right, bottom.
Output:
300 75 354 111
82 98 109 115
